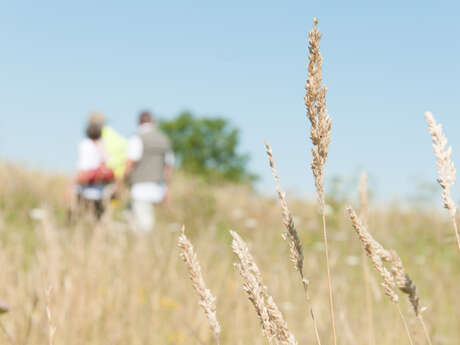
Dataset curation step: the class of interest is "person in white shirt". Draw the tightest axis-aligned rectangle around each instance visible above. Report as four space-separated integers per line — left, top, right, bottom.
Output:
123 111 174 232
74 119 114 218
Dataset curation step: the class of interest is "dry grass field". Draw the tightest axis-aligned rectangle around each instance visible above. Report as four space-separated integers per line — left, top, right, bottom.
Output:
2 19 459 345
0 163 459 345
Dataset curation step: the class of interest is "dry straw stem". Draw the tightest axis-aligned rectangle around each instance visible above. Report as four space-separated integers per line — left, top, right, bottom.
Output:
230 230 298 345
390 252 433 345
347 207 399 303
305 17 336 345
347 208 412 344
396 304 415 345
358 172 376 345
45 287 56 345
265 141 322 345
390 253 421 316
178 227 221 344
0 302 14 345
425 111 460 252
0 322 14 345
305 17 332 213
264 142 307 289
347 207 430 345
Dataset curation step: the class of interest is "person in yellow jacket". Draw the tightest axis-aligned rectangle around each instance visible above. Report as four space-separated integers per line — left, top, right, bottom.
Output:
88 112 128 210
89 112 127 179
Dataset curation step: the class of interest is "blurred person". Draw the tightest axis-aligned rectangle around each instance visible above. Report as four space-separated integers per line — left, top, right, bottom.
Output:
123 111 174 232
89 112 127 180
74 118 115 218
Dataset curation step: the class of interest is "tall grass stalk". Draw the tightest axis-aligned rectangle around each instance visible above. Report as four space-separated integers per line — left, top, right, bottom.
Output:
0 322 14 345
265 141 321 345
424 111 460 252
347 207 415 345
418 316 433 345
391 251 433 345
358 172 376 345
178 227 221 345
45 287 56 345
396 304 414 345
230 230 298 345
305 17 336 345
357 174 432 345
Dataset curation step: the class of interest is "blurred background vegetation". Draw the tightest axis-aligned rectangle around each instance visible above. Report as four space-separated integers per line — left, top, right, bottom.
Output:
159 112 257 184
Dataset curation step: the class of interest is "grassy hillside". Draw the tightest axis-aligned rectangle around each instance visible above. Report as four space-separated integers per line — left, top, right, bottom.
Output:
0 163 458 344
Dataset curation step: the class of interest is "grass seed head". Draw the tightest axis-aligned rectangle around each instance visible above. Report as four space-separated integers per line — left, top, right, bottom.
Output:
305 18 332 213
425 111 457 217
231 230 298 345
178 227 221 339
265 142 306 286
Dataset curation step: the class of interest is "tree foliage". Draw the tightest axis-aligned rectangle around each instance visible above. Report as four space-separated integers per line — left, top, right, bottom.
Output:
159 112 256 183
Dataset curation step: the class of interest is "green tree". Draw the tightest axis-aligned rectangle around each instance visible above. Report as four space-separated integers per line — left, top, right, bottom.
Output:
159 112 256 183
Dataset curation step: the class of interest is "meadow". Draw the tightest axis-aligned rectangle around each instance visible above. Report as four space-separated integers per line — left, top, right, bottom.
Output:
0 161 459 345
1 19 459 345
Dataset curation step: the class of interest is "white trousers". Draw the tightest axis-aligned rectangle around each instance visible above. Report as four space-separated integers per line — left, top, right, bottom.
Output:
132 200 155 232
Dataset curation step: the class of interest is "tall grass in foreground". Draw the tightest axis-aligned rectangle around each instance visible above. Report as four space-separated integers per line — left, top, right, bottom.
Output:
347 208 414 344
178 227 220 344
358 172 376 345
347 207 433 345
425 111 460 252
2 164 460 344
45 287 56 345
265 142 321 345
304 18 336 345
231 230 298 345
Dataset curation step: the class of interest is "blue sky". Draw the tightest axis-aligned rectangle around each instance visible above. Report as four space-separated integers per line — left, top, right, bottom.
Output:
1 1 459 201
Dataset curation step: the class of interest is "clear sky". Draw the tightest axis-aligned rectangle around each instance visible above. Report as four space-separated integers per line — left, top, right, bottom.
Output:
1 1 459 201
